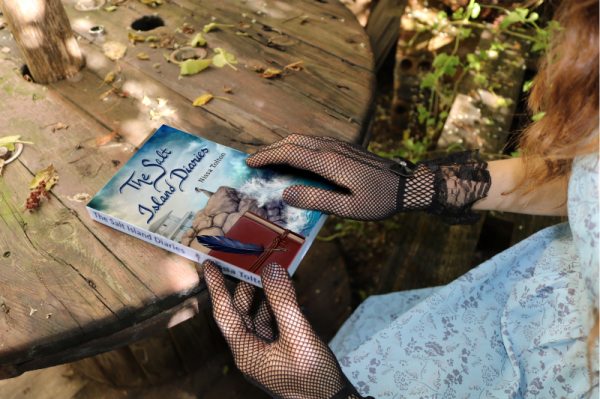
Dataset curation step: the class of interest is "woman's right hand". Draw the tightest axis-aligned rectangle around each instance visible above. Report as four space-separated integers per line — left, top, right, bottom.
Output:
246 134 414 221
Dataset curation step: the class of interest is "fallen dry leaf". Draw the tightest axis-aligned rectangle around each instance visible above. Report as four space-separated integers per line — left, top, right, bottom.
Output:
212 48 238 71
159 34 176 49
223 85 232 93
140 0 163 4
0 159 4 177
46 313 52 319
137 52 150 60
260 68 282 78
103 41 127 60
104 5 118 11
180 26 195 34
179 59 212 75
29 307 37 316
29 165 59 191
250 65 264 72
236 31 249 36
193 94 231 106
157 98 168 108
128 32 145 44
284 61 304 71
146 35 159 42
190 32 206 47
96 128 119 147
1 47 10 53
56 123 68 130
100 88 118 100
193 94 213 106
116 91 130 98
104 71 115 83
150 43 158 48
203 23 235 33
150 109 175 120
142 96 152 106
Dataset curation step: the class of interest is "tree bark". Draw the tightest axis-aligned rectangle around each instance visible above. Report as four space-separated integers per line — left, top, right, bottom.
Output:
0 0 84 84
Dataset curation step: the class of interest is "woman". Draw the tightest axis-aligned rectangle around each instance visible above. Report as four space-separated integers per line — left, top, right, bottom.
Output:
202 0 599 397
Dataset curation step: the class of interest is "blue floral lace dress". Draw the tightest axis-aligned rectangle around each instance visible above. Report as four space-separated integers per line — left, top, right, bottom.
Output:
330 154 599 398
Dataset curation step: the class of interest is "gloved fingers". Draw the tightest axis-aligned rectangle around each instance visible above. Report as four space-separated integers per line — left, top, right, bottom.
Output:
260 262 315 345
232 281 256 316
254 300 277 341
203 261 258 344
248 134 340 157
282 185 358 218
245 143 346 185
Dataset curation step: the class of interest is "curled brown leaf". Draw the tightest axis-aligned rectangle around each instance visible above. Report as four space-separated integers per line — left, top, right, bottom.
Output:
284 61 304 71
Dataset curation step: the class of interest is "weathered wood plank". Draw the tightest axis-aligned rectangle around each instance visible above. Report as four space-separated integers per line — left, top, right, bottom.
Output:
376 212 485 294
62 0 372 144
172 0 374 71
4 289 211 378
0 57 205 376
0 364 88 399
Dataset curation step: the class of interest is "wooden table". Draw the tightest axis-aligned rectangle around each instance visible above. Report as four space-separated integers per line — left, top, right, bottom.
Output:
0 0 375 379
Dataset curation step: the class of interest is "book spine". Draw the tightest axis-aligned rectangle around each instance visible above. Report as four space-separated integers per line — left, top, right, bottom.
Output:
86 207 265 288
286 214 328 276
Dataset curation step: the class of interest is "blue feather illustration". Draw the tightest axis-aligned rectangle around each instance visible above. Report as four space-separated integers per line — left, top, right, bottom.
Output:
196 235 288 256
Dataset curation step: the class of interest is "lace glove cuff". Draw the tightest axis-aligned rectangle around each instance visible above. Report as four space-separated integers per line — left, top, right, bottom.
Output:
396 150 491 225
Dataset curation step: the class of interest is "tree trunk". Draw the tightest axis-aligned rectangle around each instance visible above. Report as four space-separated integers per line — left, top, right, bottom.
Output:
0 0 84 84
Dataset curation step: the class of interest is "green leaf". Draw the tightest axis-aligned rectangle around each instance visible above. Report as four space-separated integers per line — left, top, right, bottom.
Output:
515 8 529 19
532 111 546 121
417 106 429 124
179 59 212 75
466 53 481 71
490 42 505 51
479 51 488 61
474 73 487 85
437 11 447 20
485 119 495 125
527 12 539 22
470 2 481 18
203 23 235 33
444 56 460 76
0 135 33 151
426 118 435 126
447 142 466 152
334 223 344 230
191 32 206 47
212 48 238 71
496 97 511 107
531 42 546 52
432 53 449 68
420 73 437 89
439 111 449 119
510 151 521 158
236 31 249 36
500 11 522 29
104 5 118 11
460 28 472 38
432 22 439 30
452 7 464 20
522 79 534 92
404 138 415 150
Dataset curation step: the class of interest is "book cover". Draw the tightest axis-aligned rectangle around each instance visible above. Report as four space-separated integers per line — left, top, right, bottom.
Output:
86 125 329 287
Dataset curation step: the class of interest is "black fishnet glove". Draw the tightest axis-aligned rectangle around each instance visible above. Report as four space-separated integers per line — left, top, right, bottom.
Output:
203 260 369 399
246 134 491 225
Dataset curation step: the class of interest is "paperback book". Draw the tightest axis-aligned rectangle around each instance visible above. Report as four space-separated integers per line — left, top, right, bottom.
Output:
86 125 329 287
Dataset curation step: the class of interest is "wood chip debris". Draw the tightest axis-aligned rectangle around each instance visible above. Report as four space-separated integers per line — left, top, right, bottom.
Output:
95 128 120 147
222 85 232 93
284 61 304 71
29 307 37 316
46 313 52 319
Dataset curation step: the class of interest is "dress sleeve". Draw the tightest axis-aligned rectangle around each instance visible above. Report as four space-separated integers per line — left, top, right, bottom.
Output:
568 153 599 371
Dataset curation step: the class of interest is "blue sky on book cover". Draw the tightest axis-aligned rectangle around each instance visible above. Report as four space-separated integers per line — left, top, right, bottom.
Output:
88 125 329 238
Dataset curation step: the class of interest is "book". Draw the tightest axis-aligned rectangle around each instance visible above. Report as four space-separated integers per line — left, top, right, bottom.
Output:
86 125 329 287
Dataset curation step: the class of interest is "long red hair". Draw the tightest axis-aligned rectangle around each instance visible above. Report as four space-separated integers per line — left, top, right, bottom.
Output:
511 0 599 195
